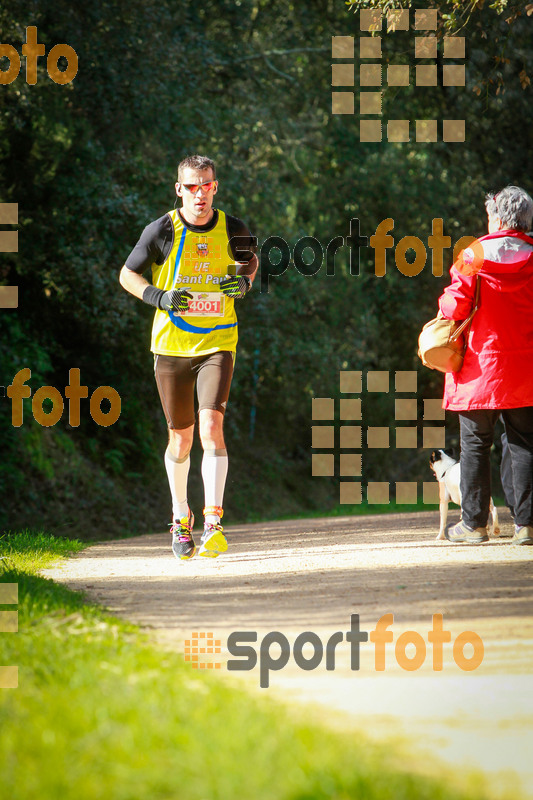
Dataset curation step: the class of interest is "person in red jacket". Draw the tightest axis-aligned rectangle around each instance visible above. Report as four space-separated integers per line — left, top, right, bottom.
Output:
438 185 533 545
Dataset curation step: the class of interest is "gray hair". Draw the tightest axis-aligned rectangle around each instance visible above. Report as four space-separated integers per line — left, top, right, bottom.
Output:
485 185 533 232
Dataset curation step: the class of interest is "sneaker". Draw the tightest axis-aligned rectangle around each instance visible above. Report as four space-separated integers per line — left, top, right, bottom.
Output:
198 522 228 558
512 525 533 545
445 520 489 544
170 509 196 560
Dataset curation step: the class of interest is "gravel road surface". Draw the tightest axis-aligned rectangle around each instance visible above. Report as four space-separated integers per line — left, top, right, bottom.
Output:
45 509 533 796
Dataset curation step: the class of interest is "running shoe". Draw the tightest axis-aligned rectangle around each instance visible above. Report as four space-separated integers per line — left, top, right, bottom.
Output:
445 520 489 544
198 522 228 558
512 525 533 545
170 509 196 560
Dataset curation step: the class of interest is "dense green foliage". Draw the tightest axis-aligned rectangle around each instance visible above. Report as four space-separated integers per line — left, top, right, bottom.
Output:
0 533 499 800
1 0 532 537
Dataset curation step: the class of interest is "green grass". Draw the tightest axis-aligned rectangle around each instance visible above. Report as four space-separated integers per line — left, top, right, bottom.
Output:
0 531 511 800
0 529 86 573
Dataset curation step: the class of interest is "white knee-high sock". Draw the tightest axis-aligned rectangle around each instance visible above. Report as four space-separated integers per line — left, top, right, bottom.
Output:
164 447 190 521
202 448 228 524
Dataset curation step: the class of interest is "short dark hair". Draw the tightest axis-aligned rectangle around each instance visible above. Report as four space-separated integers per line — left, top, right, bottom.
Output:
485 185 533 232
177 155 216 182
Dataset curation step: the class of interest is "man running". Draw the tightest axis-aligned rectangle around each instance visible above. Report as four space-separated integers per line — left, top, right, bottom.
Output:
119 155 257 560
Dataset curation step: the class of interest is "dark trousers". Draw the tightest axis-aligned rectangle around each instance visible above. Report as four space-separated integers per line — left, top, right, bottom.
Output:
500 430 515 516
459 407 533 528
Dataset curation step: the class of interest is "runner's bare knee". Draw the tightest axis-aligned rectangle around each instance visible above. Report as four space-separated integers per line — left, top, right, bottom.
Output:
199 409 225 450
168 425 194 459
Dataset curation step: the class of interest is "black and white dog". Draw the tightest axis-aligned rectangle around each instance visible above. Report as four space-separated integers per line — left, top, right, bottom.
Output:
429 449 500 540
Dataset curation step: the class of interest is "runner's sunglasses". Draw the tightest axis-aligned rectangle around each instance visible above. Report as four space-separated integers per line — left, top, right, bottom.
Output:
179 181 216 194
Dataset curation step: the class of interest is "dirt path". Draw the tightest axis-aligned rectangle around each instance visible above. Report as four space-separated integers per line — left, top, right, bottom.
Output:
45 510 533 796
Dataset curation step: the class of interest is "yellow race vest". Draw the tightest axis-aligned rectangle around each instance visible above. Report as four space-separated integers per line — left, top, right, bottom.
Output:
150 209 238 356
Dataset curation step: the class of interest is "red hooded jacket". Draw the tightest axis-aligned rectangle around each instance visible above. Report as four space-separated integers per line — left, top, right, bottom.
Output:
438 229 533 410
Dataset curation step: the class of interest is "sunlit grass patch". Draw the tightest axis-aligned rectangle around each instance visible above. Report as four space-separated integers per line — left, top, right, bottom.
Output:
0 529 85 573
0 531 514 800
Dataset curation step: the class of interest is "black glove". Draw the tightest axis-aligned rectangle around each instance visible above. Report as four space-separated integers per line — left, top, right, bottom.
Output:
220 275 251 299
143 285 193 312
159 288 193 312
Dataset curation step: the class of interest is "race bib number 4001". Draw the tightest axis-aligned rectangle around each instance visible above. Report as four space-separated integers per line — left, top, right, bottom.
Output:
184 291 225 317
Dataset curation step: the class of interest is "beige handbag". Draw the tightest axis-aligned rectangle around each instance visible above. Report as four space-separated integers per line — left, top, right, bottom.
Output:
418 278 480 373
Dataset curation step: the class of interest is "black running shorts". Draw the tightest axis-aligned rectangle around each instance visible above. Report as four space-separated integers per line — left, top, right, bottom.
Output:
154 351 234 430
